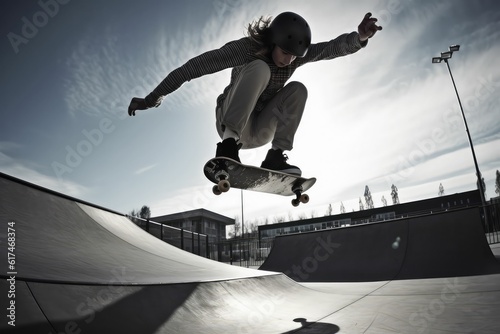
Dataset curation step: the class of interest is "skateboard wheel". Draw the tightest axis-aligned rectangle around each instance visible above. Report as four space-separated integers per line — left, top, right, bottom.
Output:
291 199 300 207
212 185 222 196
300 194 309 204
218 179 231 193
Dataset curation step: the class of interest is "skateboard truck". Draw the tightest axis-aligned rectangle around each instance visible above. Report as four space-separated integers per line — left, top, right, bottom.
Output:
211 161 231 195
213 170 230 195
291 185 309 207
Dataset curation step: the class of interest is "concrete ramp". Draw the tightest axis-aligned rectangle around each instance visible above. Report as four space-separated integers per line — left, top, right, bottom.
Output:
1 172 500 333
0 173 274 285
0 172 353 333
260 206 500 282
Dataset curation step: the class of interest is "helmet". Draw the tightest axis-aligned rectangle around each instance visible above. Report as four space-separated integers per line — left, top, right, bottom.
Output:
269 12 311 57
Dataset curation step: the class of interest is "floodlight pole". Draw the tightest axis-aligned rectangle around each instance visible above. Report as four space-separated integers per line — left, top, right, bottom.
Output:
241 189 244 240
444 59 487 205
433 45 488 222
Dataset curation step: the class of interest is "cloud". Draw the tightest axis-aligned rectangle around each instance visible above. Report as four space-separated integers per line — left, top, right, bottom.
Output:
0 150 89 198
1 141 90 198
0 141 22 152
63 27 179 121
134 164 157 175
150 184 225 217
62 1 261 121
57 0 500 223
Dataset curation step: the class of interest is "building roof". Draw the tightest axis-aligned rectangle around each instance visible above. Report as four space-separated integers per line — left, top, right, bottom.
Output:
259 189 481 231
152 208 235 226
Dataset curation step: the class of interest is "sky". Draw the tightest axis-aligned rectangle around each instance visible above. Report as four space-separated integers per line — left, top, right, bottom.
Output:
1 0 500 230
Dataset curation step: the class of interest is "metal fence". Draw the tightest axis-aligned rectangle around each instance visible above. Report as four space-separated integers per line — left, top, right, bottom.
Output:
484 202 500 244
132 217 275 267
209 238 275 268
133 217 210 258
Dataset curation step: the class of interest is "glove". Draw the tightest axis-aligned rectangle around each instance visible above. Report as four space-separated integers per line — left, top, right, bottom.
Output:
128 97 148 116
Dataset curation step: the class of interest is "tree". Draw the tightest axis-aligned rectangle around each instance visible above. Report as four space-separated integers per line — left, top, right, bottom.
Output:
228 216 241 238
128 205 151 226
273 215 285 224
129 205 151 219
241 219 257 238
477 174 486 199
438 183 445 196
391 184 400 204
246 221 259 238
128 209 139 225
139 205 151 219
495 170 500 196
325 204 333 216
364 186 374 209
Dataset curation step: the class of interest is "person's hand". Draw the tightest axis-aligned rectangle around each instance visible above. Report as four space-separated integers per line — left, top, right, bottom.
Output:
128 97 148 116
358 13 382 42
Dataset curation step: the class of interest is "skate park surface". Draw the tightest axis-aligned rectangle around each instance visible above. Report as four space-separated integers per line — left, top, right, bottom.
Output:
1 171 500 333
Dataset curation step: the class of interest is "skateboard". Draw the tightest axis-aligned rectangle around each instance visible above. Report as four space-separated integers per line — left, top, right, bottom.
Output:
203 157 316 207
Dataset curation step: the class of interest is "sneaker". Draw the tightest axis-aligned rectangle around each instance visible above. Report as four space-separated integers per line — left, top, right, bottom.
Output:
215 138 241 162
261 149 302 176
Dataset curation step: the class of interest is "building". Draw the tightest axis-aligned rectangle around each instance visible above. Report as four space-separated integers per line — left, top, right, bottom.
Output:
152 208 234 243
259 190 482 240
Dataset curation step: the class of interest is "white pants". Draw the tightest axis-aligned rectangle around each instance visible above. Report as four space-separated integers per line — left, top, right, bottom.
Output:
216 60 307 150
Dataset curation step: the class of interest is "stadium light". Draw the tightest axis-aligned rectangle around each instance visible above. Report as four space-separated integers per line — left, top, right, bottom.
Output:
431 45 488 218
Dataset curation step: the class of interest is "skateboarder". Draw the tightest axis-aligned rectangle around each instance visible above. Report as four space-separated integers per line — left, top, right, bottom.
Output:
128 12 382 176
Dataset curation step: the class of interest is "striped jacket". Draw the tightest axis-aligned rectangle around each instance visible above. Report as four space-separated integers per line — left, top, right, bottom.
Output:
145 31 366 111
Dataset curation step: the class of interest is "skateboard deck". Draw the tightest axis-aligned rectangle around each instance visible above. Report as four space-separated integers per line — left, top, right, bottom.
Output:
203 157 316 206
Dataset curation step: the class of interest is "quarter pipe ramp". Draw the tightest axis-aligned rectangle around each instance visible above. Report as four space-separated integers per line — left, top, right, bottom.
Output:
260 206 500 282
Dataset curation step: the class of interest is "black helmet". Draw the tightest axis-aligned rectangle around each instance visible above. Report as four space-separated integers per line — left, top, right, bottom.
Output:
269 12 311 57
